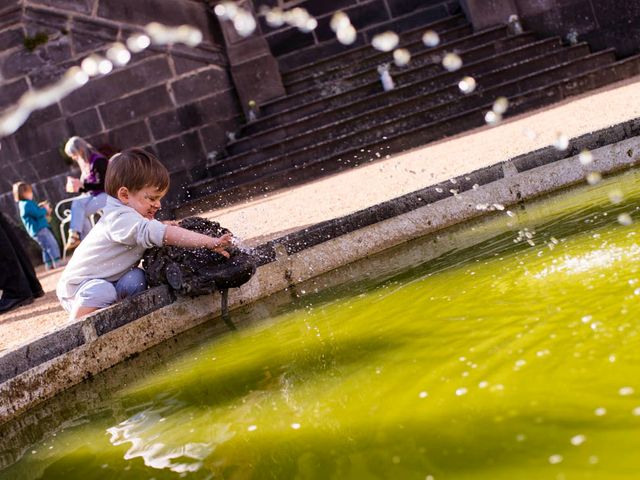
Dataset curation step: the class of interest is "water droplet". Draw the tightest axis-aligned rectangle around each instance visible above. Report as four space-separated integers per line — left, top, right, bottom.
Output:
570 434 586 446
581 315 593 323
632 406 640 416
336 24 356 44
619 386 635 396
393 48 411 66
484 110 502 126
392 455 401 464
586 172 602 185
458 76 476 94
618 213 633 226
522 127 537 140
422 30 440 47
589 456 599 464
247 425 257 431
553 133 569 151
608 189 624 204
478 381 489 388
492 96 509 114
579 149 593 165
291 423 301 429
516 433 527 442
372 31 399 52
549 454 563 464
419 391 428 398
442 53 462 72
594 407 607 416
425 475 435 480
455 387 468 396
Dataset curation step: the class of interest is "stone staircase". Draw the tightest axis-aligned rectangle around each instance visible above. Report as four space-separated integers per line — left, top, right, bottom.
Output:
180 10 640 215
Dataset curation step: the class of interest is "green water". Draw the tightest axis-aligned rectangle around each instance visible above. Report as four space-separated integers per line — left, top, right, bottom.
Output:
3 171 640 479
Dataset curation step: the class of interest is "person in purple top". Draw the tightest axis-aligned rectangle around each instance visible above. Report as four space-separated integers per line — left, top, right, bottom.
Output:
64 136 109 252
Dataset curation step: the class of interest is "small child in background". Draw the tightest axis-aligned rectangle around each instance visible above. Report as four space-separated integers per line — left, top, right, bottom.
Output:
57 148 233 321
13 181 62 270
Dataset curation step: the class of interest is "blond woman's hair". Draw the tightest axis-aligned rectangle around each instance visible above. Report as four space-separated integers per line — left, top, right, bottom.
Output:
64 136 96 164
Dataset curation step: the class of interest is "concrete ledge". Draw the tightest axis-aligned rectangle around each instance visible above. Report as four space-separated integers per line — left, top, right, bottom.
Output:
1 129 639 425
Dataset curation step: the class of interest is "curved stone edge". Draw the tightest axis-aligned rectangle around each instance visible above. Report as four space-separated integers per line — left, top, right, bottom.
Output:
1 133 639 426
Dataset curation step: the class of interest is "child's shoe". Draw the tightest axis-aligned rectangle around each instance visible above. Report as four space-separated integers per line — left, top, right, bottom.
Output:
65 231 81 252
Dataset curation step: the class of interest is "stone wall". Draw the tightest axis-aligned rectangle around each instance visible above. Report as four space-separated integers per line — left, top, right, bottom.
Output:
460 0 640 58
0 0 242 222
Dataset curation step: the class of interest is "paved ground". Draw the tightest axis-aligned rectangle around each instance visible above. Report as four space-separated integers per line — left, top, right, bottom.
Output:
2 75 640 354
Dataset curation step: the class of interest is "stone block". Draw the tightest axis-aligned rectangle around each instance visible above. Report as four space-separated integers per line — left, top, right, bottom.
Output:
92 286 174 336
171 67 232 105
89 120 151 151
15 117 69 158
66 108 103 137
99 85 173 129
314 0 390 42
0 48 45 79
29 149 68 180
0 7 21 31
61 56 172 114
0 26 22 50
23 7 69 32
70 17 119 41
460 0 518 29
43 36 73 63
0 163 18 192
199 119 239 155
149 103 205 141
265 26 315 57
172 53 211 75
97 0 215 44
0 77 28 110
28 0 95 15
230 54 285 111
387 0 448 16
155 131 204 172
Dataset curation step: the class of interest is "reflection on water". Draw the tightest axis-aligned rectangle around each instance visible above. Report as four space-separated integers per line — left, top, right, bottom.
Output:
3 170 640 479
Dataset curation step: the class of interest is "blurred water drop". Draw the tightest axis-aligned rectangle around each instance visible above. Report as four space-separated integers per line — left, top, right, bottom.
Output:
247 425 257 432
523 127 537 140
586 172 602 185
619 386 635 396
579 149 594 166
455 387 468 396
608 189 624 204
570 434 586 446
419 391 428 398
393 48 411 66
632 406 640 416
80 55 101 76
492 96 509 114
458 76 476 94
484 110 502 126
549 454 563 464
330 11 350 31
265 7 285 27
442 52 462 71
372 31 399 52
126 33 151 52
594 407 607 416
617 213 633 226
336 24 357 45
553 133 569 151
106 42 131 66
291 423 301 429
422 30 440 47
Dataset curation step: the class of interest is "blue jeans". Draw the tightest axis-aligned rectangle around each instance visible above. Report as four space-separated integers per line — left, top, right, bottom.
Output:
34 227 61 268
58 267 148 312
70 193 108 238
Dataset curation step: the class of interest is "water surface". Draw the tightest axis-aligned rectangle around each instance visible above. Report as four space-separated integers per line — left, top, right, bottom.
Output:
2 171 640 479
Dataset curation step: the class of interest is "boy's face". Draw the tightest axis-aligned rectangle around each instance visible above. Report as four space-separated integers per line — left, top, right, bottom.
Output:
118 185 166 219
23 188 33 200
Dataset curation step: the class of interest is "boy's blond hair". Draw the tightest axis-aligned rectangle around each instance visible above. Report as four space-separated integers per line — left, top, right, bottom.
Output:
105 148 170 197
12 181 31 202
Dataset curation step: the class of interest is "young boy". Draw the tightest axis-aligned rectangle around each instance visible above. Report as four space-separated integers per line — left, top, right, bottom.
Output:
57 148 232 321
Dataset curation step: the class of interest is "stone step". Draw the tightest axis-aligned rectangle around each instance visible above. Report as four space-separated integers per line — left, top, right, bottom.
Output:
194 50 616 198
229 38 572 156
184 54 640 211
248 26 514 133
277 11 467 73
284 23 480 93
281 14 468 83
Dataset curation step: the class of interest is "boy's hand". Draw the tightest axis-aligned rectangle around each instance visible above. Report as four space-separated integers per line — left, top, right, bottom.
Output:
210 233 233 258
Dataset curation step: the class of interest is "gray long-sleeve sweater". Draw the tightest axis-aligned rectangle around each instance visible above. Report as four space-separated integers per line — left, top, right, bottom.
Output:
57 195 167 300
